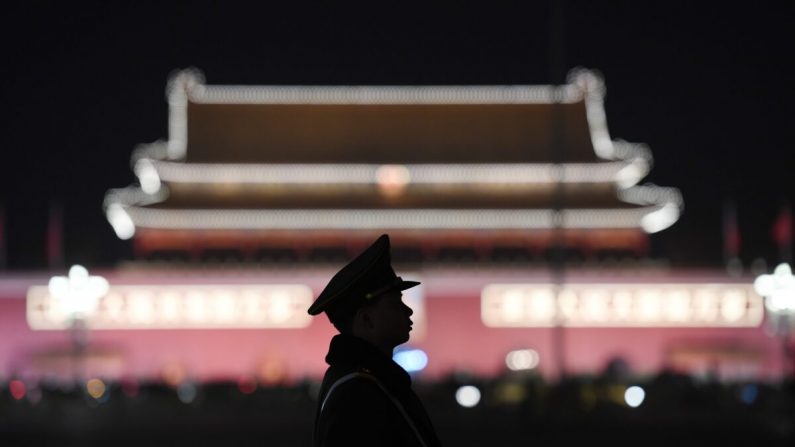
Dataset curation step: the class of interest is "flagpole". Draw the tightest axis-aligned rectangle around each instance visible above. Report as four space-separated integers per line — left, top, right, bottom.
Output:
549 0 568 382
47 202 64 270
772 201 792 264
0 203 6 270
722 198 742 276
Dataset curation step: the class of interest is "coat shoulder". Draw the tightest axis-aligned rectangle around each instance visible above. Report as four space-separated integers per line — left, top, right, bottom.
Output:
317 374 411 446
323 373 394 412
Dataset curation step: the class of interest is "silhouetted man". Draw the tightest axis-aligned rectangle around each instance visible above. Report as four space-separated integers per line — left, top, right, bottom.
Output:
308 234 442 447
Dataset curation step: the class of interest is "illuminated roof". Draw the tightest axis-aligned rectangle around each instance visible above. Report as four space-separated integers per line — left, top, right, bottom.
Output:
104 68 682 246
154 68 643 163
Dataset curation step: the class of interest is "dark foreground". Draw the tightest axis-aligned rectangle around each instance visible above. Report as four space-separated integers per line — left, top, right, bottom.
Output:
2 373 793 446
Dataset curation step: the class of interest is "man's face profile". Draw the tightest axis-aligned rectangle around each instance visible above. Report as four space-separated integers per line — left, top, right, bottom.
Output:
356 291 414 349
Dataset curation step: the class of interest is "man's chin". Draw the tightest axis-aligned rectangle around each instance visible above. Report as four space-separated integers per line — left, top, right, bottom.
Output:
392 333 410 346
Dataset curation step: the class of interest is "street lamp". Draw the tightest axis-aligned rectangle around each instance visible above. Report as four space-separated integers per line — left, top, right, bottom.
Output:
48 265 109 378
754 263 795 378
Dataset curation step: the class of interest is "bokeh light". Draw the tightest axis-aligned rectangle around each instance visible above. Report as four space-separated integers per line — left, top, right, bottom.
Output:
177 383 197 404
455 385 481 408
393 348 428 373
9 380 26 400
238 376 257 395
624 386 645 408
86 378 107 400
505 349 539 371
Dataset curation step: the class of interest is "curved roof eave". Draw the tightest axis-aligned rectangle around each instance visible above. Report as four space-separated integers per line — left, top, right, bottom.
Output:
618 184 684 233
106 194 668 235
145 160 638 186
104 68 682 238
153 67 654 185
162 67 627 164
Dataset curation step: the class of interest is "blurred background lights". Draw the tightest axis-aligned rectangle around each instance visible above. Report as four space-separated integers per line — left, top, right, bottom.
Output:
494 382 526 404
376 164 411 198
48 265 109 319
121 378 139 398
740 384 758 405
393 348 428 373
624 386 645 408
455 385 481 408
86 378 107 400
106 204 136 239
505 349 539 371
161 361 187 387
258 359 287 385
615 161 647 188
135 159 162 194
482 283 761 328
177 383 197 404
754 263 795 313
9 380 26 400
237 376 257 395
26 386 42 405
641 202 680 233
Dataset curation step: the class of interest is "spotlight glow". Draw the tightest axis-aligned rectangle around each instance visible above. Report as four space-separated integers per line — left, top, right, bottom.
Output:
135 159 162 194
237 376 257 395
641 203 680 233
455 385 481 408
86 378 107 400
505 349 539 371
739 384 758 405
177 383 197 404
393 349 429 373
624 386 645 408
754 263 795 313
48 265 109 320
106 204 136 239
9 380 26 400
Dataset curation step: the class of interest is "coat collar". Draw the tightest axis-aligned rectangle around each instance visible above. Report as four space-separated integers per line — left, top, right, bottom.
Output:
325 333 411 390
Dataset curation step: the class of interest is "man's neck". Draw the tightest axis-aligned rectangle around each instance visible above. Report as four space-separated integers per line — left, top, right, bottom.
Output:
349 332 394 357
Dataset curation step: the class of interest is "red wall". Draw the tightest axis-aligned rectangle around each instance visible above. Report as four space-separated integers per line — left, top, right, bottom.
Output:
0 269 785 384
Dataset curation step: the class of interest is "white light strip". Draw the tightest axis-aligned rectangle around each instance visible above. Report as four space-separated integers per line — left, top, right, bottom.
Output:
567 69 658 177
161 68 588 160
104 68 683 237
159 69 656 175
166 70 202 159
106 204 136 240
116 207 660 231
482 283 764 328
561 69 613 162
619 184 683 207
615 158 650 189
104 186 170 239
27 284 313 330
619 185 684 234
158 68 659 186
584 89 615 159
104 186 168 207
641 203 680 234
187 82 582 105
148 160 638 185
134 159 162 194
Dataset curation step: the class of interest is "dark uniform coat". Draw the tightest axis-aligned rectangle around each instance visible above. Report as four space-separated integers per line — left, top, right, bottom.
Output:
314 334 442 447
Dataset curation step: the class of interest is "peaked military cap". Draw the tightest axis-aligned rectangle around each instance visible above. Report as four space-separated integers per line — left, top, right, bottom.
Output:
308 234 420 316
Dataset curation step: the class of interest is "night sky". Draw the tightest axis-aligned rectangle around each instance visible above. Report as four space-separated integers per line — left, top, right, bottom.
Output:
1 1 793 270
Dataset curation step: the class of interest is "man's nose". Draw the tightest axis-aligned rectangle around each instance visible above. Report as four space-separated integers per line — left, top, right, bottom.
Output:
404 303 413 316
